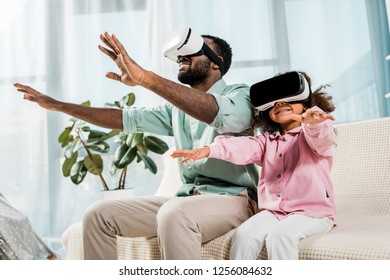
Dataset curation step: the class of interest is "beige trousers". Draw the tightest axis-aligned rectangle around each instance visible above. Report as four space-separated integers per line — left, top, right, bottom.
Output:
82 190 252 260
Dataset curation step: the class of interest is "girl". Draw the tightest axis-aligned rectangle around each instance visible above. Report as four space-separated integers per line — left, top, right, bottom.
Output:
171 71 337 260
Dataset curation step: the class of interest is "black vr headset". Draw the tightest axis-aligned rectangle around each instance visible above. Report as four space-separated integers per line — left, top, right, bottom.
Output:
250 71 312 111
162 27 225 75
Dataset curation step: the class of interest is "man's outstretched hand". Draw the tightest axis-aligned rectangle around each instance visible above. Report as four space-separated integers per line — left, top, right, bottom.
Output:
14 83 59 111
98 32 147 87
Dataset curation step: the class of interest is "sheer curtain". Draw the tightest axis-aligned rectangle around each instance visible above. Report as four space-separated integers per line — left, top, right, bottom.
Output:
0 0 51 238
1 0 389 254
0 0 169 245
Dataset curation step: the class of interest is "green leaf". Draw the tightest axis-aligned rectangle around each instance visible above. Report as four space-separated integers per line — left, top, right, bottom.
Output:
81 100 91 107
138 153 157 174
100 130 120 141
124 93 136 107
115 132 128 143
87 141 110 153
126 132 143 148
136 142 148 155
84 154 103 175
64 138 81 159
62 151 78 177
87 130 108 142
58 127 74 147
144 136 169 154
70 161 88 185
113 144 137 168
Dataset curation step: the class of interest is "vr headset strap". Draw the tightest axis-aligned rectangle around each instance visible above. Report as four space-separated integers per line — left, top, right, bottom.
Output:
201 42 225 76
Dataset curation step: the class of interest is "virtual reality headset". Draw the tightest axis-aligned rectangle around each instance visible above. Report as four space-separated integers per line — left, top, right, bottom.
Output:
250 71 312 111
162 27 225 75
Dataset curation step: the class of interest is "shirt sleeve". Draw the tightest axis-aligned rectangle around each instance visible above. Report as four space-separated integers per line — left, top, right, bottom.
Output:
208 135 265 165
208 84 253 134
301 107 335 157
122 103 174 136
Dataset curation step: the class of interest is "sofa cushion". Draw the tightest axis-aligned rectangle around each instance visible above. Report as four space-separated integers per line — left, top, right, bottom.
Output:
63 212 390 260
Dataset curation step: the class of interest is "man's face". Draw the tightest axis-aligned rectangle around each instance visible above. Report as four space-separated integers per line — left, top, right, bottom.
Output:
177 55 211 87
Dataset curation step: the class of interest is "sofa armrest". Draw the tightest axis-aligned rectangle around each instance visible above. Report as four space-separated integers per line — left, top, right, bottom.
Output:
154 147 182 197
61 222 84 260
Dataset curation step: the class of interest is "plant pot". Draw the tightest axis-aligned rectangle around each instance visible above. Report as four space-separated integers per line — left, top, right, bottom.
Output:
100 188 135 200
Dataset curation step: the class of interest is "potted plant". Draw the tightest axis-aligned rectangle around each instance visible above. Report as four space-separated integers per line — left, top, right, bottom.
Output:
58 93 169 191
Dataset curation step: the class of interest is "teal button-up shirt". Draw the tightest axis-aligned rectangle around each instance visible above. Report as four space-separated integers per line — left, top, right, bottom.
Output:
122 79 259 199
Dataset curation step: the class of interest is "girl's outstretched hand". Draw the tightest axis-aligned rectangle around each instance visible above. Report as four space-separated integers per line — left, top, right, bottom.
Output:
290 107 335 124
171 146 210 164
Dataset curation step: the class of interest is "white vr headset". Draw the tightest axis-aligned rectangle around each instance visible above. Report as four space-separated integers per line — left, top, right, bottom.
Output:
250 71 312 111
162 27 225 75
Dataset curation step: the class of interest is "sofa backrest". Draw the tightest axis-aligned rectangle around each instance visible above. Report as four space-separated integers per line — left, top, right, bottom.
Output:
331 117 390 215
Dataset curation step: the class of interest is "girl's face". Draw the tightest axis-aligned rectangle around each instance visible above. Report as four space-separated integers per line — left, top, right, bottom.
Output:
269 101 305 132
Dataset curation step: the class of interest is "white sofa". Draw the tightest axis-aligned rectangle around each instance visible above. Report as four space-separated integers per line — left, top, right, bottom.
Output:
62 117 390 260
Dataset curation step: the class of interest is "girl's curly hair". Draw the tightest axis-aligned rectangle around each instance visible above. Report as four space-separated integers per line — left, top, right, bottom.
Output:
253 71 335 134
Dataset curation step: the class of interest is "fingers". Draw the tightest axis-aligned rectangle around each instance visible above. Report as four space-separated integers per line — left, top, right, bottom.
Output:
23 93 35 101
101 32 130 57
14 82 28 93
307 110 335 121
292 108 335 124
171 147 210 164
98 44 117 61
102 32 121 55
105 72 122 81
99 32 122 60
170 150 191 159
111 34 129 57
14 83 37 95
325 114 335 121
308 109 323 120
99 33 119 56
171 150 196 164
100 34 114 50
14 83 41 102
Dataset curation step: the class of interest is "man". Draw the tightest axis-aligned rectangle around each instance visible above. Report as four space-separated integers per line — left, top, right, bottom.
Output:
14 27 258 259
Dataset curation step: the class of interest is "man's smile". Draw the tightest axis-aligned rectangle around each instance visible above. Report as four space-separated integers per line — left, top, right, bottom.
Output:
179 63 190 71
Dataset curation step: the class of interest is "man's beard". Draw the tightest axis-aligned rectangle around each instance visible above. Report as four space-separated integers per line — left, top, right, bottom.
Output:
178 60 211 87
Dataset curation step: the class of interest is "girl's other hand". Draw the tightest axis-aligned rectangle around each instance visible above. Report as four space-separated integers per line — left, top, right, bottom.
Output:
171 146 210 164
290 107 335 124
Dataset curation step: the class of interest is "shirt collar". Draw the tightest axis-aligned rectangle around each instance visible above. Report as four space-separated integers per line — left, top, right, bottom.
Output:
207 79 227 95
269 125 302 141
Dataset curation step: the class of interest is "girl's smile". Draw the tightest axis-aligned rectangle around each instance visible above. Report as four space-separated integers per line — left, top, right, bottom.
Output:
269 101 305 133
274 107 292 115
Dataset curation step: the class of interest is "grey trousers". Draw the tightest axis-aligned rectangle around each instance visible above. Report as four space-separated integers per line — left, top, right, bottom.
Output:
82 190 252 260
